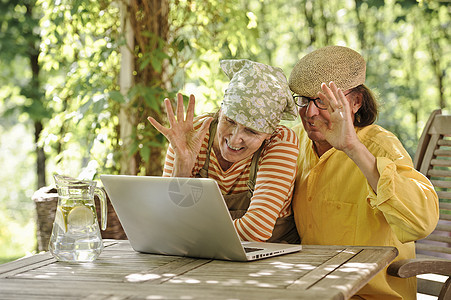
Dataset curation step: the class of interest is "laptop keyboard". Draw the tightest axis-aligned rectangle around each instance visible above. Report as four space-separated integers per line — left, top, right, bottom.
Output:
244 247 264 253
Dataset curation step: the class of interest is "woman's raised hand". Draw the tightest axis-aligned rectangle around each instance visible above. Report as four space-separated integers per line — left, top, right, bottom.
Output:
147 93 213 177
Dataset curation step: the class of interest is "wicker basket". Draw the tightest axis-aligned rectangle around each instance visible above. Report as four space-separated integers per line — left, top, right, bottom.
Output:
33 185 127 251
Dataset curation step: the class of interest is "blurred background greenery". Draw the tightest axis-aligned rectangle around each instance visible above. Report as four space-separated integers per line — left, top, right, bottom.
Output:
0 0 449 264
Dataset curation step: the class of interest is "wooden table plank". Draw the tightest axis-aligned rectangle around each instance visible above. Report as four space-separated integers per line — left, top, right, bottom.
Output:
310 247 398 299
0 240 397 300
0 278 332 300
288 247 360 290
0 252 54 278
123 257 212 283
0 240 119 279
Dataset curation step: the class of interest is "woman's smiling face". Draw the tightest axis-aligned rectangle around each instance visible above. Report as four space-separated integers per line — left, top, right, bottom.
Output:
214 111 270 167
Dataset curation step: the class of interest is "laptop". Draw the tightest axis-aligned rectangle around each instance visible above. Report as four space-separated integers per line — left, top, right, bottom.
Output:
100 175 301 261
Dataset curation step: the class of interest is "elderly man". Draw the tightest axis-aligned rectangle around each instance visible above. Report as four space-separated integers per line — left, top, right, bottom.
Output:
289 45 439 300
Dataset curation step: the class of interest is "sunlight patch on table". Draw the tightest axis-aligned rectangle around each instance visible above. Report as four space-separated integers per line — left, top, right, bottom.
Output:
339 262 375 273
270 261 316 271
125 273 161 282
206 280 219 284
169 277 203 284
249 270 274 277
34 274 56 279
168 276 279 288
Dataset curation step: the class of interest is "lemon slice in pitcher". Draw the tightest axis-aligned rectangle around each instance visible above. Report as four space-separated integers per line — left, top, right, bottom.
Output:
67 206 95 228
54 207 67 233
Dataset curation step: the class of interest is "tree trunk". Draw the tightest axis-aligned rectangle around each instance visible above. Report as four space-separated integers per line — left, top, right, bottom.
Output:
35 121 46 188
27 8 46 188
428 38 445 110
118 0 170 176
119 0 136 175
304 0 316 45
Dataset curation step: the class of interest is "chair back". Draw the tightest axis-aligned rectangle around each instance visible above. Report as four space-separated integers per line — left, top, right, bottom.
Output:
414 109 451 260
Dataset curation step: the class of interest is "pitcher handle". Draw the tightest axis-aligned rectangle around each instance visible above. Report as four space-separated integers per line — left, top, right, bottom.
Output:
95 187 108 230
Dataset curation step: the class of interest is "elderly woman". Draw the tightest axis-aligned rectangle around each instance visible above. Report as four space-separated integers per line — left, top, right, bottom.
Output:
289 45 439 299
148 59 300 244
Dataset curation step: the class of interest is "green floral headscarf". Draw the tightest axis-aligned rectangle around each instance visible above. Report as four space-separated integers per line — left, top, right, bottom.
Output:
220 59 297 134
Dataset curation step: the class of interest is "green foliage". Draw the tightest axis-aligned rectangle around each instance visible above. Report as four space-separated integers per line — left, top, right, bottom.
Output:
169 0 260 109
2 0 448 178
0 0 49 121
0 121 37 262
36 0 122 178
0 0 40 59
1 0 450 263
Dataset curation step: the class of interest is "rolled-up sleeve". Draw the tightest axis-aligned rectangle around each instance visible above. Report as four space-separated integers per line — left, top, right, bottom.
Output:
367 156 439 243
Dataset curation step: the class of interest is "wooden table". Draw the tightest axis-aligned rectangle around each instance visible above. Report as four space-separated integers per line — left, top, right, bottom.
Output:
0 240 397 300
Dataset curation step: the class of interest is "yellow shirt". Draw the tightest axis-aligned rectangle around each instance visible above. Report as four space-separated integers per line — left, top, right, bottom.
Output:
292 123 439 300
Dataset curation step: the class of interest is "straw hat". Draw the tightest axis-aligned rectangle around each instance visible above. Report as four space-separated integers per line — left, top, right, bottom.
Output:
289 46 366 98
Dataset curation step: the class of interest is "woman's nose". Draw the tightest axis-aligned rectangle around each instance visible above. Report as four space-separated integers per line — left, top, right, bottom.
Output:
229 127 244 143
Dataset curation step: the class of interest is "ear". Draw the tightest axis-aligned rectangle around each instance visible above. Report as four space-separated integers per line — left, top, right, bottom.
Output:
350 93 363 114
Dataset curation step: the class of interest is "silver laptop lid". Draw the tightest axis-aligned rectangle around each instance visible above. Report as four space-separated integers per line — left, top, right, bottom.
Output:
100 175 249 261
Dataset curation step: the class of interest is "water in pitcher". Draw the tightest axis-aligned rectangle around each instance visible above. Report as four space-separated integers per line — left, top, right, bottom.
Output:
49 200 103 261
49 175 107 262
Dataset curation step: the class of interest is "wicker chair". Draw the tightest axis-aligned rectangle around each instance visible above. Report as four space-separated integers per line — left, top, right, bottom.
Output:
387 109 451 300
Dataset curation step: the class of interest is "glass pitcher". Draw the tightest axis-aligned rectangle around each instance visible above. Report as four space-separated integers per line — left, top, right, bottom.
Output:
49 174 107 262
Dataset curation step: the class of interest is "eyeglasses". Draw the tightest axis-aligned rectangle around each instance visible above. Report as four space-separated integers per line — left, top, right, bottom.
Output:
293 91 354 110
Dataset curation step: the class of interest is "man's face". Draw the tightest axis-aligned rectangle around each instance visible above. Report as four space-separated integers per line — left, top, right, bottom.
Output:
298 89 358 153
299 101 331 145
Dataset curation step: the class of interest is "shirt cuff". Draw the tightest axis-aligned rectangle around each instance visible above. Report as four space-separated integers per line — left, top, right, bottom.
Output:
368 157 396 208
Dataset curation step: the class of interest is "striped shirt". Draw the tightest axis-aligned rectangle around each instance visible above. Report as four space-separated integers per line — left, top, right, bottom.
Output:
163 115 299 242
